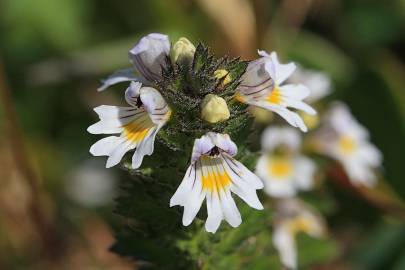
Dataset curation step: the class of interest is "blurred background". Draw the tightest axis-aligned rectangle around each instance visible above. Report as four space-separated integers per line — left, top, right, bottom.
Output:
0 0 405 269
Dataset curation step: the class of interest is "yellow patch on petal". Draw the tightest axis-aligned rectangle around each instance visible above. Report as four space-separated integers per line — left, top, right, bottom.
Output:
338 135 356 155
234 92 246 103
123 113 154 143
162 109 172 122
268 157 293 179
201 156 231 192
267 87 282 104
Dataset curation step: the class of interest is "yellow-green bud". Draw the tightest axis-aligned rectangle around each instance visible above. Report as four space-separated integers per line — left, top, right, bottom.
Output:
170 37 196 64
201 94 230 123
214 69 232 85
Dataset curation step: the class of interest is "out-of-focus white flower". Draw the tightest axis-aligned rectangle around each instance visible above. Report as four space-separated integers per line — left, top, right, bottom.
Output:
288 67 332 103
65 160 117 207
235 51 316 132
88 82 171 169
260 126 302 153
287 67 332 130
98 33 170 91
170 132 263 233
256 127 316 198
314 103 382 187
273 198 326 270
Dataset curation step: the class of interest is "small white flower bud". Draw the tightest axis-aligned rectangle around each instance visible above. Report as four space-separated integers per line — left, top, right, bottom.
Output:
201 94 230 123
170 37 196 64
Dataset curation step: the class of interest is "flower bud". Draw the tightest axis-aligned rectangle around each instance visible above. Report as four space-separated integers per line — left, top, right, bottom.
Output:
214 69 232 85
201 94 230 123
170 37 196 64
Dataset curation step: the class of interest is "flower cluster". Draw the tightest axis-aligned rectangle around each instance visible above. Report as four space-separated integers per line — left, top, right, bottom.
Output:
88 33 318 234
252 66 383 268
88 33 383 268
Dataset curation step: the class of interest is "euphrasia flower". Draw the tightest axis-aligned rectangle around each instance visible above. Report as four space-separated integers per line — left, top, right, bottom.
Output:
256 127 316 197
235 51 316 132
273 199 326 270
98 33 170 91
314 103 382 187
88 82 171 168
170 132 264 233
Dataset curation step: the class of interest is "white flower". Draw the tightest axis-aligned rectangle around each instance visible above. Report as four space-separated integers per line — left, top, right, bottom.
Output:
256 127 316 198
288 66 332 103
257 155 315 198
170 132 264 233
98 33 170 91
260 126 302 153
88 82 171 168
315 103 382 187
235 51 316 132
273 199 325 270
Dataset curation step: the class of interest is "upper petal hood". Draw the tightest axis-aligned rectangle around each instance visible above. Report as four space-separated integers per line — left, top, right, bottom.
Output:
139 87 171 125
236 57 274 103
125 81 142 106
260 51 296 85
191 133 237 162
129 33 170 83
125 82 171 125
207 132 237 157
